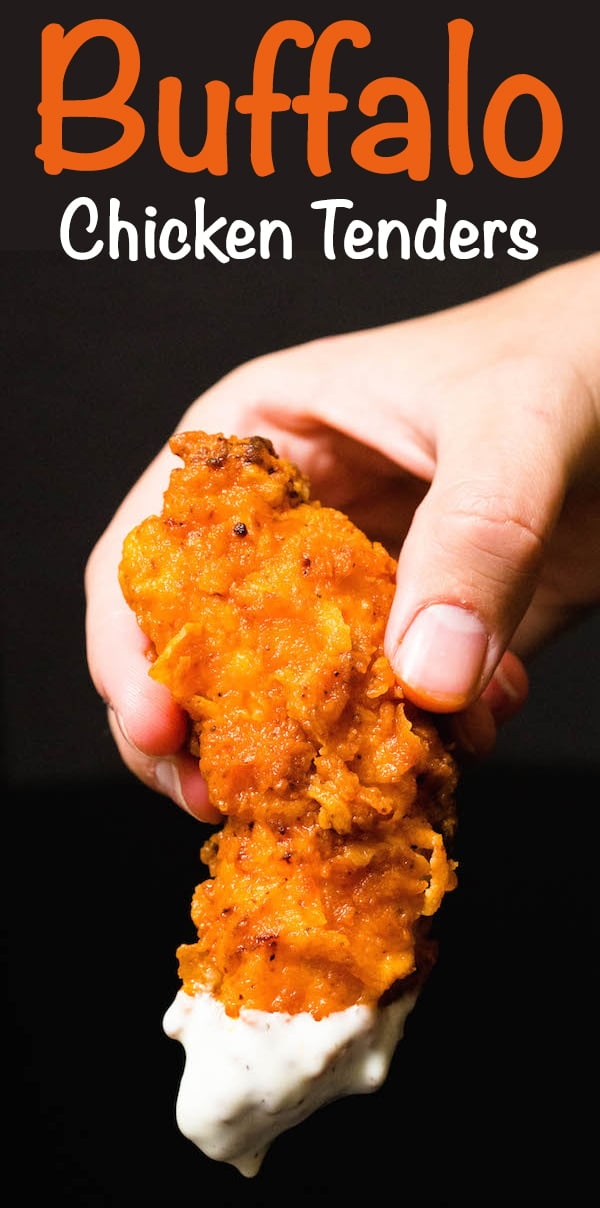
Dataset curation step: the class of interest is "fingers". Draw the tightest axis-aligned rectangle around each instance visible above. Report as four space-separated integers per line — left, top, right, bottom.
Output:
434 651 528 763
88 589 188 754
85 443 185 751
107 708 219 823
384 358 574 711
480 649 529 725
85 443 220 823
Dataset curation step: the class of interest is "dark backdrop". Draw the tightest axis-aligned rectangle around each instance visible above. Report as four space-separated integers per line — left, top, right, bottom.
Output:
3 5 599 1206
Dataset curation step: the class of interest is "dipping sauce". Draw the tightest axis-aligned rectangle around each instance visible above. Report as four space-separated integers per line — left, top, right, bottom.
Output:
163 988 418 1176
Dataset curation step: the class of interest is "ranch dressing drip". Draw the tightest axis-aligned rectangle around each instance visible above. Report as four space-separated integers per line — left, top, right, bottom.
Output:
163 988 418 1176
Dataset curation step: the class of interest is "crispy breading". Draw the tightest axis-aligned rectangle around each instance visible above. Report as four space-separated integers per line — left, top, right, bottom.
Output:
119 432 458 1018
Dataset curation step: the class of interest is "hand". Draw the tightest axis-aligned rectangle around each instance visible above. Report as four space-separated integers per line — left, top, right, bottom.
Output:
85 253 600 818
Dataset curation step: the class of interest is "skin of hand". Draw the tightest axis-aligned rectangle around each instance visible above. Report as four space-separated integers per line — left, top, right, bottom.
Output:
85 253 600 820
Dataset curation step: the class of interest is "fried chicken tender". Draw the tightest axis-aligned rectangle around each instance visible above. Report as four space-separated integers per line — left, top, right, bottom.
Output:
119 432 458 1019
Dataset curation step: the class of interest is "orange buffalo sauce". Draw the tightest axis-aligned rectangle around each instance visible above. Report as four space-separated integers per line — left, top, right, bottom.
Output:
120 431 457 1018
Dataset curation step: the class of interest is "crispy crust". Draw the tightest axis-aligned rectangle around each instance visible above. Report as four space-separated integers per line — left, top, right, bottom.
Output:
120 432 457 1018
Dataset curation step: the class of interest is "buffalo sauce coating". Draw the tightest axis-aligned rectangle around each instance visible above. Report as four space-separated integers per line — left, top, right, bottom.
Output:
119 431 458 1018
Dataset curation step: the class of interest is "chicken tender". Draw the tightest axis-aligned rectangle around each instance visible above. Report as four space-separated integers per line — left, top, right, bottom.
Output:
119 431 458 1020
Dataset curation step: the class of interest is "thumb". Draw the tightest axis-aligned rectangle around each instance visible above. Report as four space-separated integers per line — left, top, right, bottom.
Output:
384 362 572 712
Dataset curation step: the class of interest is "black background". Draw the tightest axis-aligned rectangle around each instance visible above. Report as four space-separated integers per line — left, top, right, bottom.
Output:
3 5 599 1205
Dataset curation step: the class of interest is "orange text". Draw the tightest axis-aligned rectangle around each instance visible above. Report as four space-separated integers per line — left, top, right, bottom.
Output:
36 18 563 179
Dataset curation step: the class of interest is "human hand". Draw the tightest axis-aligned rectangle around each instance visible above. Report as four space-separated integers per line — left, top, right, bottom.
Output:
85 253 600 818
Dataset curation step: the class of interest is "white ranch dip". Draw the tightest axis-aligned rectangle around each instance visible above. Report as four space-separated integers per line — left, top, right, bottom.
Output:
163 988 418 1176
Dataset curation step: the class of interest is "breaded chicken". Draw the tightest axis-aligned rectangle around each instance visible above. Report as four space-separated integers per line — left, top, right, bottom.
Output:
119 432 457 1019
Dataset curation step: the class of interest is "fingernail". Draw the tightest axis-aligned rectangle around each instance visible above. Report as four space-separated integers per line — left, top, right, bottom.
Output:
155 759 190 812
113 709 146 756
392 604 488 711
